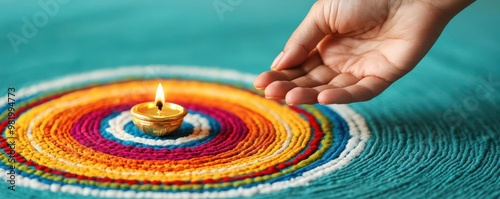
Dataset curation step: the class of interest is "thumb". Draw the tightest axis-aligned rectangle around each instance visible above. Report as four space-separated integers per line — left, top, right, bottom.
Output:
271 1 334 70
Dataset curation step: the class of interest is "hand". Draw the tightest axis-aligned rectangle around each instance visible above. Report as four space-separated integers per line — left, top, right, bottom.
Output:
254 0 474 105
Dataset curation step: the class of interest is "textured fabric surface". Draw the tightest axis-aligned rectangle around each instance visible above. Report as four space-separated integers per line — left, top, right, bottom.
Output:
1 1 499 198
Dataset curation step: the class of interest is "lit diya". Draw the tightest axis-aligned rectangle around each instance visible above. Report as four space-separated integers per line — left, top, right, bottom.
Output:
130 83 187 136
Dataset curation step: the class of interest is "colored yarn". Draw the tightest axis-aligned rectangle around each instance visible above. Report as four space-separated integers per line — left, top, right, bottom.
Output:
0 66 369 198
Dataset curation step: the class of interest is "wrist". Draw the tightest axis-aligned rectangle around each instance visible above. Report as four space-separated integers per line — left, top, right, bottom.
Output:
420 0 475 17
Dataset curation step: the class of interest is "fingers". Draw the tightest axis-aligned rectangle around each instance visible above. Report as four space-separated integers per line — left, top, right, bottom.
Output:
254 71 288 90
284 76 391 105
328 73 360 87
285 88 321 105
285 85 334 105
255 49 323 89
291 65 338 87
264 81 297 100
271 1 334 70
285 74 364 105
318 76 391 104
254 69 307 90
257 70 391 105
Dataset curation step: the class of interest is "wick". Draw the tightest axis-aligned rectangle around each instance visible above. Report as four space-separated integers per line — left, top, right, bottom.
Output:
156 101 163 111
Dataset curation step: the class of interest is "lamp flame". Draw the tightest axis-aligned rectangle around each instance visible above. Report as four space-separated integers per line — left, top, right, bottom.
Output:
155 83 165 111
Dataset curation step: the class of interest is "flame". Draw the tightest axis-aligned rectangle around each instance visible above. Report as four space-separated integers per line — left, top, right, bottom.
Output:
155 83 165 111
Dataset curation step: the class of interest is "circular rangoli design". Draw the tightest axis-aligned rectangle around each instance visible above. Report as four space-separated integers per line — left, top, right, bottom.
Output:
0 66 369 198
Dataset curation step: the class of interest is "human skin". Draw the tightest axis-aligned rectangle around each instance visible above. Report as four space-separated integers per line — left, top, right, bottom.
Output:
254 0 475 105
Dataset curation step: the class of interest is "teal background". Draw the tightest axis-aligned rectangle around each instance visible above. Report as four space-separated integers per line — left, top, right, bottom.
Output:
1 0 499 198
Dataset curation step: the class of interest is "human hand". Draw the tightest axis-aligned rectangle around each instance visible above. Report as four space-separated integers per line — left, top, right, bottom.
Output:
254 0 474 105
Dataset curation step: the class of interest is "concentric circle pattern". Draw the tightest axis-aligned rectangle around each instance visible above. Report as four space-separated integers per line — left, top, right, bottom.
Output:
0 66 369 198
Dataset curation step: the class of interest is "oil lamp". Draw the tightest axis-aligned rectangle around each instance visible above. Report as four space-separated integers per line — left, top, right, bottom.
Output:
130 83 187 136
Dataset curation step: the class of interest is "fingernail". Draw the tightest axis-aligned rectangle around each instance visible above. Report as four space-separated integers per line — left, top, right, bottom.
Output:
265 96 284 101
254 82 264 90
271 51 284 70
